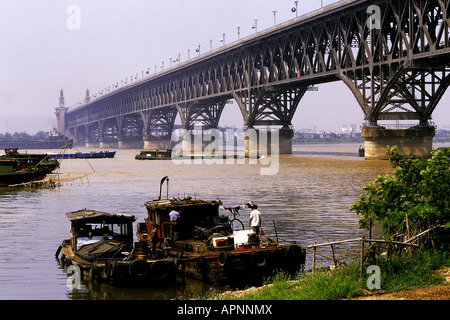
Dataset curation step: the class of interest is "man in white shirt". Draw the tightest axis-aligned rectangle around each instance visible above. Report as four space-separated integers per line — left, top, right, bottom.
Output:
248 204 261 240
169 209 180 222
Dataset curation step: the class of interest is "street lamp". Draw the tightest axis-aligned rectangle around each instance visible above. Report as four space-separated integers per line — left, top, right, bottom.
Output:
293 0 298 18
273 8 277 26
237 25 241 40
253 17 258 33
210 38 213 51
221 32 226 46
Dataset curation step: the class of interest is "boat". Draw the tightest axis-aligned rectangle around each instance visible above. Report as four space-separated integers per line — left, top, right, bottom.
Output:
358 146 365 157
56 209 177 287
136 177 306 286
135 150 172 160
49 150 116 159
0 148 60 187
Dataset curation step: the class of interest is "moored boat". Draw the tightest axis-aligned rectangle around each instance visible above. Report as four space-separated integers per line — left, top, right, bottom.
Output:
135 150 172 160
56 209 177 287
137 177 306 286
49 150 116 159
0 148 59 187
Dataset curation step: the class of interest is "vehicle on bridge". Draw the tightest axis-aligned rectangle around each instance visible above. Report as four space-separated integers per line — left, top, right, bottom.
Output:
0 148 59 187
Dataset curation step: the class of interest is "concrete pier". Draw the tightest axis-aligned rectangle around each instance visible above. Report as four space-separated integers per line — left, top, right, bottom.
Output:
143 136 173 150
361 126 435 160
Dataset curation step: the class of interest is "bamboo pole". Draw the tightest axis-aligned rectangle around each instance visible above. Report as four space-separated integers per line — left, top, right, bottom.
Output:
312 242 316 276
360 235 364 278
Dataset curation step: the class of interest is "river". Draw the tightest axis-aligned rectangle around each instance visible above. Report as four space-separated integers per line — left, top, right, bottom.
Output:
0 143 401 299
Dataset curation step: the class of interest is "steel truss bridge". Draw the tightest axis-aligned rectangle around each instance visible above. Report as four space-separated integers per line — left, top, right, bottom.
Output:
64 0 450 151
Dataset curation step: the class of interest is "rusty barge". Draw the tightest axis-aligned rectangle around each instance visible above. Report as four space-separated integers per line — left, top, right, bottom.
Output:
137 178 306 285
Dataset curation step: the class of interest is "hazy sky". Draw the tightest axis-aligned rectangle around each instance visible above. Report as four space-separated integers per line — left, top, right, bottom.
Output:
0 0 449 134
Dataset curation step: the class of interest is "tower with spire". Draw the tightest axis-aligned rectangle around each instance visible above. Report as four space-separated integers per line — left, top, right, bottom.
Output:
55 89 69 137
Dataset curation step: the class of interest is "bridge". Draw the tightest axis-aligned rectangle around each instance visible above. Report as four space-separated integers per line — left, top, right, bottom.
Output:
57 0 450 159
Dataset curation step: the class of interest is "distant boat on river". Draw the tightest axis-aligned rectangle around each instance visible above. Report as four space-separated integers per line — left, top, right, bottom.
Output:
135 150 172 160
49 150 116 159
0 148 59 187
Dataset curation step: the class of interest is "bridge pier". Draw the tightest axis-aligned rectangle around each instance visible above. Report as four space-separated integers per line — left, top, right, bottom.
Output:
99 139 118 149
85 140 99 149
117 136 144 149
143 136 172 150
245 127 294 157
361 126 435 160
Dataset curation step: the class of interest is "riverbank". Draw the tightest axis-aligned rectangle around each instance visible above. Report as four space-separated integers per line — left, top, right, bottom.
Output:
213 252 450 300
216 267 450 300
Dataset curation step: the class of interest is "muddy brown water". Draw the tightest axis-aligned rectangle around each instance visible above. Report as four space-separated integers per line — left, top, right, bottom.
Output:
0 143 398 299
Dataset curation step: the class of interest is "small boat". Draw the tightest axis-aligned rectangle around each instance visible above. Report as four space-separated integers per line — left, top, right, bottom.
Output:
49 151 116 159
135 150 172 160
136 177 306 286
0 148 59 187
56 209 177 287
358 146 365 157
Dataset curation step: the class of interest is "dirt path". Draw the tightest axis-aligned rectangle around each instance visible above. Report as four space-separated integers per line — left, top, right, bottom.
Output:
354 284 450 300
353 267 450 300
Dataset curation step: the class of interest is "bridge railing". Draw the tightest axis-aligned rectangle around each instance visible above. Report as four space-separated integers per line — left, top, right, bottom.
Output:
68 0 358 111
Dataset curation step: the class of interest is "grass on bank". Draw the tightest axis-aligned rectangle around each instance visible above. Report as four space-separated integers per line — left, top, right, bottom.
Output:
216 250 450 300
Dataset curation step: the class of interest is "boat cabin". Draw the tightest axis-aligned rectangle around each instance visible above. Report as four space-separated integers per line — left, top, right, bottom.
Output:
142 198 228 242
135 150 172 160
66 209 136 253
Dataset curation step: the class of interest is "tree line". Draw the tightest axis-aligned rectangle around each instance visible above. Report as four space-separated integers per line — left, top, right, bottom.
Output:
0 131 48 141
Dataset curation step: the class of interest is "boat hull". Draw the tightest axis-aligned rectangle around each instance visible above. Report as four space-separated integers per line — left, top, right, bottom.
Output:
172 245 305 285
0 170 57 187
57 241 177 287
0 149 59 187
49 151 116 159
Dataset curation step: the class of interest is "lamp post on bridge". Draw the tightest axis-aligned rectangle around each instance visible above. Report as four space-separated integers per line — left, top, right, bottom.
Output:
253 17 258 34
237 25 241 40
273 8 277 26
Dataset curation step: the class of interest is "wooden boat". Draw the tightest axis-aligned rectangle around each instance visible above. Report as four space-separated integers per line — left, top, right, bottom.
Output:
0 148 59 187
56 209 177 287
358 146 365 157
135 150 172 160
136 177 306 285
49 151 116 159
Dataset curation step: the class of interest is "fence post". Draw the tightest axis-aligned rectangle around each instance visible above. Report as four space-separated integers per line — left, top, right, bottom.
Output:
360 235 365 278
312 242 316 276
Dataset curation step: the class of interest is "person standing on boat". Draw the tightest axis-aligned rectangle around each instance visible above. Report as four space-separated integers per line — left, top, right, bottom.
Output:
248 204 261 240
169 209 180 241
151 225 161 258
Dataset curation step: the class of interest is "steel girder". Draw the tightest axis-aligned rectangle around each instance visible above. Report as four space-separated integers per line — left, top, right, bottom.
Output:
66 0 450 137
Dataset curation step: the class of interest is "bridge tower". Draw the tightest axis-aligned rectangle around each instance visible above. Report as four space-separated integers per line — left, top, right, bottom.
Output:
55 89 69 138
